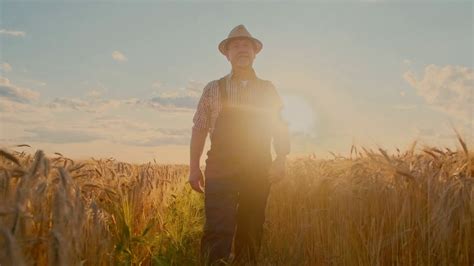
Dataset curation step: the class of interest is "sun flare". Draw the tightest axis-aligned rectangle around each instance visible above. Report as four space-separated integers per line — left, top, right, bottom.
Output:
281 94 316 134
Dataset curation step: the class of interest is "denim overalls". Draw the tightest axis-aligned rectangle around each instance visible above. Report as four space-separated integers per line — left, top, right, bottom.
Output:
200 76 274 265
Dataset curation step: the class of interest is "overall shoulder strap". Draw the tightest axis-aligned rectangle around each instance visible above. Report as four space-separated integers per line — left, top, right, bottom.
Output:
217 76 227 106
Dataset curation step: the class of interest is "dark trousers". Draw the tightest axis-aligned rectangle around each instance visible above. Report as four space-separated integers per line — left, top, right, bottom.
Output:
200 165 271 265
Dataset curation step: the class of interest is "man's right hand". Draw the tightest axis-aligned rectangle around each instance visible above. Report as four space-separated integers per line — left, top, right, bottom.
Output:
188 168 205 193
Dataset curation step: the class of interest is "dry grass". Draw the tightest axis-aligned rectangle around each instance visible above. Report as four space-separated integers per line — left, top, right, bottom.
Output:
0 137 472 265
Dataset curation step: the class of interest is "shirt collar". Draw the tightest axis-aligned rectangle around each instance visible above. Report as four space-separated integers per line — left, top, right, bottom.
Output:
228 67 258 82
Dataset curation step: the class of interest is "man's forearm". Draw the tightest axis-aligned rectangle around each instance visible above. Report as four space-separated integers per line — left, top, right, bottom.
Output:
190 127 208 171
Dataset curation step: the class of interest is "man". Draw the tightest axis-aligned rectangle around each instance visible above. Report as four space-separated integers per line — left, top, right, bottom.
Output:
189 24 290 265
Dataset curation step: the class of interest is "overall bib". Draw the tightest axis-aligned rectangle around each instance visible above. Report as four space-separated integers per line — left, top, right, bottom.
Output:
200 76 274 265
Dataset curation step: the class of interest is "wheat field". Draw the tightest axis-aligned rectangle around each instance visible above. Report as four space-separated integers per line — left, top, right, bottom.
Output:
0 137 472 265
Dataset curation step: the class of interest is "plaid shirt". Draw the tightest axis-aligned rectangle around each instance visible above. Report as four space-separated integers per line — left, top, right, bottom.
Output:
192 69 290 157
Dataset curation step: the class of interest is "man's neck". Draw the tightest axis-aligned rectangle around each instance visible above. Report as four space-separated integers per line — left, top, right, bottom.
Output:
230 66 257 81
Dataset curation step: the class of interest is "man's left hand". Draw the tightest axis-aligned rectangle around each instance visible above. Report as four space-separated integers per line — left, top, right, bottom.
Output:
268 156 287 184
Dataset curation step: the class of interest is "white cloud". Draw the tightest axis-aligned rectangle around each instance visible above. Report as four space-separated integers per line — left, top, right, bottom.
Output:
1 98 193 145
0 29 26 37
152 81 162 88
0 98 36 112
0 79 203 147
5 78 205 114
85 89 102 98
85 86 108 98
403 59 412 65
44 93 200 114
0 76 40 103
2 109 192 147
146 80 204 110
1 63 12 72
46 97 89 110
403 64 473 124
46 97 122 113
112 50 127 62
187 80 204 93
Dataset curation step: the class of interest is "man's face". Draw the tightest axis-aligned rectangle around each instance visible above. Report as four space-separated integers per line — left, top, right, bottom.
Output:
225 38 256 68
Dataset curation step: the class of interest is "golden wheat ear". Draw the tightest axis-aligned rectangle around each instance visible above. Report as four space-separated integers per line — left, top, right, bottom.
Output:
0 149 20 166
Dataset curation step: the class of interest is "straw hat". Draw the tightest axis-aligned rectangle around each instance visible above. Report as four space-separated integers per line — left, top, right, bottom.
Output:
218 24 263 56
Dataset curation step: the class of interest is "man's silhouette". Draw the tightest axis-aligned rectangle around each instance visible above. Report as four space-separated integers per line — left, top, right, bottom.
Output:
189 24 290 265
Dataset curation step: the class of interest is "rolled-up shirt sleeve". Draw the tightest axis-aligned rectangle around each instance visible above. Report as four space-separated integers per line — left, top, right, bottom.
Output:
266 81 291 157
192 83 212 132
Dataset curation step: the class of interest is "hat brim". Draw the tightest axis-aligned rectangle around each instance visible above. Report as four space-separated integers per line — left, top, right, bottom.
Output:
218 36 263 56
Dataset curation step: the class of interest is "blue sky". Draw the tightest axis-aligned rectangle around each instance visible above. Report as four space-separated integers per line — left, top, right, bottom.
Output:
1 1 472 163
